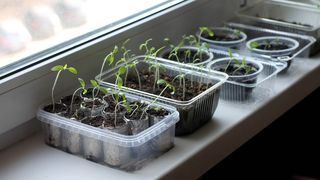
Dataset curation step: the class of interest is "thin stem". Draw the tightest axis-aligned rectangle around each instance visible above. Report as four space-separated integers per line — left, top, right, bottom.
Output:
90 88 97 117
99 56 109 81
124 68 128 86
182 76 186 101
51 70 62 112
134 66 142 90
140 85 169 121
114 100 125 127
70 87 83 114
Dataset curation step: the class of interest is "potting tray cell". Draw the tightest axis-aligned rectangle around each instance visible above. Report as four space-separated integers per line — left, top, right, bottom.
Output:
206 49 287 102
37 94 179 171
222 22 315 63
96 56 228 135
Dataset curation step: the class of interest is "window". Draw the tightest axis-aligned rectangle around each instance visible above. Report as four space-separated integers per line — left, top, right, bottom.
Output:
0 0 184 78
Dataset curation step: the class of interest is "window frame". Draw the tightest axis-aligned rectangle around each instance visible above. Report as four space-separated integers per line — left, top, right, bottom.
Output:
0 0 204 136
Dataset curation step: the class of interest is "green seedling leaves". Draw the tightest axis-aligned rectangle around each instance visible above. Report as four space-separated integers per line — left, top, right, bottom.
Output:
105 53 115 65
99 87 109 95
51 64 77 74
228 48 233 59
118 66 126 75
139 38 152 51
90 79 99 87
67 67 78 74
113 45 119 54
250 41 259 49
51 65 64 71
78 78 87 94
116 77 123 89
199 26 214 37
157 79 176 94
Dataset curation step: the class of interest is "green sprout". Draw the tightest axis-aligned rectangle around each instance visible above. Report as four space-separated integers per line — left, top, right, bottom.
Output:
69 78 87 114
225 49 255 76
139 79 175 120
99 45 118 81
51 64 77 112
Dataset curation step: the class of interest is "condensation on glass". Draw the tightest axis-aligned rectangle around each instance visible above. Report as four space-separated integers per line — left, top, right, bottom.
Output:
0 0 171 76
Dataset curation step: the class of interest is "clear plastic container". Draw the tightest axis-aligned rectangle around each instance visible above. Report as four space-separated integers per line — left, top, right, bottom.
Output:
246 36 300 56
206 50 287 102
37 93 179 171
198 27 247 50
233 0 319 55
96 56 228 136
222 22 316 71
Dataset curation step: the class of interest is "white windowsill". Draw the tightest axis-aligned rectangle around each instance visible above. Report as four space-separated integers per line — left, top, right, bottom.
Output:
0 55 319 179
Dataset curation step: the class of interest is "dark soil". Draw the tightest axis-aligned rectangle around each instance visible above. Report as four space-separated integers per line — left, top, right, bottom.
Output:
102 95 126 113
147 107 170 118
104 115 127 128
162 48 209 63
124 102 148 120
81 98 104 109
81 116 105 127
60 95 82 106
43 103 67 113
256 43 289 51
126 71 212 101
202 33 242 41
81 88 106 99
215 63 257 76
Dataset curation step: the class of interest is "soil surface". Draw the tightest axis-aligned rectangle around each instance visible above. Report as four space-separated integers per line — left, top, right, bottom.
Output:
60 95 82 106
126 71 213 101
162 48 209 63
216 63 257 76
124 101 148 120
81 98 104 109
256 43 289 51
147 107 170 118
43 103 67 113
81 88 106 99
81 116 104 127
202 33 242 42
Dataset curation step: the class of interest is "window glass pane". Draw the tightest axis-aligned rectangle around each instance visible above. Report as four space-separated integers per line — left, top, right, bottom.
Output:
0 0 179 77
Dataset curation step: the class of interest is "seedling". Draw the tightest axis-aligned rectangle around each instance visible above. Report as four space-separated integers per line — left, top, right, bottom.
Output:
249 41 259 49
99 45 118 81
165 27 213 63
225 49 255 75
69 78 87 114
140 79 175 120
139 39 167 92
172 73 186 100
51 64 77 112
90 79 109 117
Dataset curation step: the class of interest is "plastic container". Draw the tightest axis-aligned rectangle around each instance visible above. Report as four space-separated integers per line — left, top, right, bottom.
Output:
37 93 179 171
233 0 320 55
158 46 214 66
222 22 316 71
96 56 228 136
206 50 287 102
246 36 300 56
198 27 247 50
